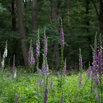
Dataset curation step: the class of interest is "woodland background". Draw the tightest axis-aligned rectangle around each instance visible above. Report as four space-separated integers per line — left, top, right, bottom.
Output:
0 0 103 71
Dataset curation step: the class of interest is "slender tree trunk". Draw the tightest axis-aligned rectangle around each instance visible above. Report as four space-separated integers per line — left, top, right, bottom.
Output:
85 0 92 67
12 0 16 31
16 0 28 68
12 0 17 60
50 0 55 22
24 1 29 35
86 0 90 33
53 0 61 70
32 0 38 45
67 0 70 35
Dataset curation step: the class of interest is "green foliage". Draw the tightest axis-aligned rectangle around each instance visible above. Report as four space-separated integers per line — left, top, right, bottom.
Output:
0 69 103 102
0 3 6 12
0 0 100 68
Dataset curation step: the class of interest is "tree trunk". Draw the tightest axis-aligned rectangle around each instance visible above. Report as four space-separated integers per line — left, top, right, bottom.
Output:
32 0 38 45
53 0 61 70
86 0 90 33
12 0 16 31
24 1 29 35
66 0 70 35
100 0 103 47
16 0 28 68
12 0 17 61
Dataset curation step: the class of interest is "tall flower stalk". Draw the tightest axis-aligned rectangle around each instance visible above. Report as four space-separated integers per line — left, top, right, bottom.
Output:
59 18 65 103
79 48 83 87
41 28 49 103
36 28 40 76
1 41 8 69
12 55 16 78
90 34 103 102
1 41 8 79
28 40 35 72
43 30 47 58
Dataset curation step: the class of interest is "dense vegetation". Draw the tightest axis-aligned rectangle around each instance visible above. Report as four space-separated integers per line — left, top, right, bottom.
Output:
0 0 102 69
0 0 103 103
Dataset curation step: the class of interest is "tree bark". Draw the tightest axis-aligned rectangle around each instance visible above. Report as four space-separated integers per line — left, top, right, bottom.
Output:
12 0 16 31
86 0 90 33
52 0 61 70
16 0 28 68
66 0 70 35
32 0 38 45
24 1 29 35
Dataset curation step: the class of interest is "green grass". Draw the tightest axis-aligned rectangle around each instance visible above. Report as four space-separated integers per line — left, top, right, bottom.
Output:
0 68 103 103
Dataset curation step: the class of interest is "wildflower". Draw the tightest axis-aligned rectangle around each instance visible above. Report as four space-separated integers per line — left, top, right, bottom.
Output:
45 43 47 58
15 95 17 103
79 76 81 87
36 41 40 57
46 63 49 75
79 56 83 70
95 95 98 100
43 33 46 45
2 41 8 68
28 48 35 67
44 87 49 103
72 92 74 95
1 59 4 68
38 78 42 88
87 67 91 79
36 29 40 57
50 77 53 89
60 28 64 47
42 61 49 76
12 63 15 75
32 84 34 86
3 41 8 58
62 59 66 77
79 48 82 87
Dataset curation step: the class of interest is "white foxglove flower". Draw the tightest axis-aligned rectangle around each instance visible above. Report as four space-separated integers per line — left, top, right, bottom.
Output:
3 49 7 58
14 70 16 78
1 59 4 68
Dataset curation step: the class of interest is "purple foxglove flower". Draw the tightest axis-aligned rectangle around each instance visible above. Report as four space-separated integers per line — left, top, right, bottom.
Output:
15 95 17 103
79 56 83 70
28 48 35 67
87 67 91 79
95 95 98 100
46 63 49 75
38 78 42 88
12 63 15 75
38 69 41 73
50 78 53 89
79 76 81 87
42 63 45 75
43 33 46 45
60 28 64 47
44 43 47 58
36 41 40 57
45 87 49 103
